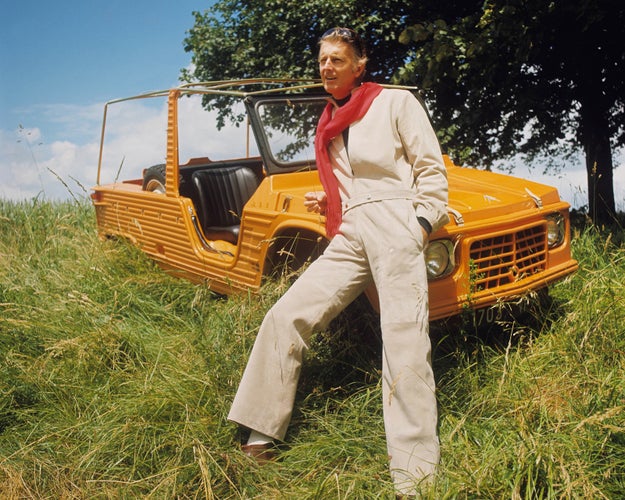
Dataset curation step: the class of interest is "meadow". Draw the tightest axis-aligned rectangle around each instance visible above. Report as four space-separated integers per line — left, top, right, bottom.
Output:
1 198 623 499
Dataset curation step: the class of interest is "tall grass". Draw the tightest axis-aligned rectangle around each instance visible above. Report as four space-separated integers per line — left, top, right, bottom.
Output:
1 199 623 499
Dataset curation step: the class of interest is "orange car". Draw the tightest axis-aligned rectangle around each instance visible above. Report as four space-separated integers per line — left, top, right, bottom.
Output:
91 80 578 322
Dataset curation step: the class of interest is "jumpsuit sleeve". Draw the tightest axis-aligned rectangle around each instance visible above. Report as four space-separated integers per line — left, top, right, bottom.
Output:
395 91 450 234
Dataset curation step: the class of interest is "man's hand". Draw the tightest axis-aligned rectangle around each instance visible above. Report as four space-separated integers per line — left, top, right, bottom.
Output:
304 191 327 214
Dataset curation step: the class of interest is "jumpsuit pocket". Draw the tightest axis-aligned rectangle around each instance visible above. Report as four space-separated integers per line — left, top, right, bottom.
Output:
408 213 426 253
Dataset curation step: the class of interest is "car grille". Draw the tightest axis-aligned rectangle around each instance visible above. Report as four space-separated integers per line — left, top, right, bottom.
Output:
469 224 547 291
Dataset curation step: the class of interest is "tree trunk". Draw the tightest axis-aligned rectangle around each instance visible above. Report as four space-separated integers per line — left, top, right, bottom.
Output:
579 92 616 225
582 127 616 226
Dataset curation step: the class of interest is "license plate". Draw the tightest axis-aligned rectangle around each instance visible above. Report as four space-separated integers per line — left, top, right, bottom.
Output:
473 305 505 326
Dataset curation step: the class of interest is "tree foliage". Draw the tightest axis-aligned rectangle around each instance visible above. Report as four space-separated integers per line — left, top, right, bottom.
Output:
398 0 624 223
182 0 420 83
182 0 408 126
183 0 624 223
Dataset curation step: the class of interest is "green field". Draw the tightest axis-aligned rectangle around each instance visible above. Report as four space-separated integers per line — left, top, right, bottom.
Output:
1 199 623 499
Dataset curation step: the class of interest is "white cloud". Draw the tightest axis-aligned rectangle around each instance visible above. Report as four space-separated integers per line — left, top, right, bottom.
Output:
97 99 168 185
0 94 251 202
0 125 100 201
96 94 253 185
1 95 623 213
0 100 107 201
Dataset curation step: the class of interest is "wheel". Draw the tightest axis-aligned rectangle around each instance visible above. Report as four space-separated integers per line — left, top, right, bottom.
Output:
265 230 328 277
142 164 166 193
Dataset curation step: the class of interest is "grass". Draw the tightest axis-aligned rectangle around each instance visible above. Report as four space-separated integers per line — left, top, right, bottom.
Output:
1 198 624 499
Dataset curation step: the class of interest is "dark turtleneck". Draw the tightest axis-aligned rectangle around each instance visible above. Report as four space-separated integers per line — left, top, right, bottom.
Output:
334 94 352 149
335 94 351 107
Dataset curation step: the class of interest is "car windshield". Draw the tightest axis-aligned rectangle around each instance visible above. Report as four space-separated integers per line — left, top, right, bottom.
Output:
254 97 328 168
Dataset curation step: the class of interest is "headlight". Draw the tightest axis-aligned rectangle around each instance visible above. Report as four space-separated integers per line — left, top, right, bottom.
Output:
425 239 455 279
546 214 565 248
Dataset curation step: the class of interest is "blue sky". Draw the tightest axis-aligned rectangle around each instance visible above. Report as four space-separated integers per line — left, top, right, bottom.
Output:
2 1 201 121
0 0 214 200
0 1 622 208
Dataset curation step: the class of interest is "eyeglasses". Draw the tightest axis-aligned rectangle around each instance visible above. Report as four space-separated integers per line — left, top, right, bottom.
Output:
320 27 366 58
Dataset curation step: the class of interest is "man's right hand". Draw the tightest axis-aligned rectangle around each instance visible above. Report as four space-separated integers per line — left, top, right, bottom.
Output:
304 191 327 214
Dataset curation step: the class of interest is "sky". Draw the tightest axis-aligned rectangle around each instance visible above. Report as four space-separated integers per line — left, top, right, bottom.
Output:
0 0 215 200
0 1 623 210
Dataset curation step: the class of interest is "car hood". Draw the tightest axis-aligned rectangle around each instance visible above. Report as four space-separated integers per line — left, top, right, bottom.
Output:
447 165 564 224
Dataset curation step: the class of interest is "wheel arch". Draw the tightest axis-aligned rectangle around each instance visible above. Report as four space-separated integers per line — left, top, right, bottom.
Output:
263 224 328 276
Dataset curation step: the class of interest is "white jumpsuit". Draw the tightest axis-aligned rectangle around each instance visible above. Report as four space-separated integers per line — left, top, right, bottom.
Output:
228 88 449 495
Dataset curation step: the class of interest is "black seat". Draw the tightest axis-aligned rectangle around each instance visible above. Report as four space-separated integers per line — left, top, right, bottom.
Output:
191 166 261 244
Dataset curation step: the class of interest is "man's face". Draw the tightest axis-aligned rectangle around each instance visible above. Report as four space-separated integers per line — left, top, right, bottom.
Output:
318 40 364 99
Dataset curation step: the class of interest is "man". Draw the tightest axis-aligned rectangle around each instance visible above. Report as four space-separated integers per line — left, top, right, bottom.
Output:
228 27 449 497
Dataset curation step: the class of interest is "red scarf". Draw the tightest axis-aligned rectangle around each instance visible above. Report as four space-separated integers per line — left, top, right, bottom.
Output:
315 82 383 237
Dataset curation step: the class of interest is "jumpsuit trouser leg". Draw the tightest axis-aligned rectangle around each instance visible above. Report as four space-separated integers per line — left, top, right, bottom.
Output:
358 200 439 493
227 199 438 494
228 212 371 440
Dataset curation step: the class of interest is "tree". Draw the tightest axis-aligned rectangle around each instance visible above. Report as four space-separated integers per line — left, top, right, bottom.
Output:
398 0 624 224
182 0 422 83
183 0 624 223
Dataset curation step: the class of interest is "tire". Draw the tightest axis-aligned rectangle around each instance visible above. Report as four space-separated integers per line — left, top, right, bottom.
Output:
265 229 328 278
142 164 166 193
